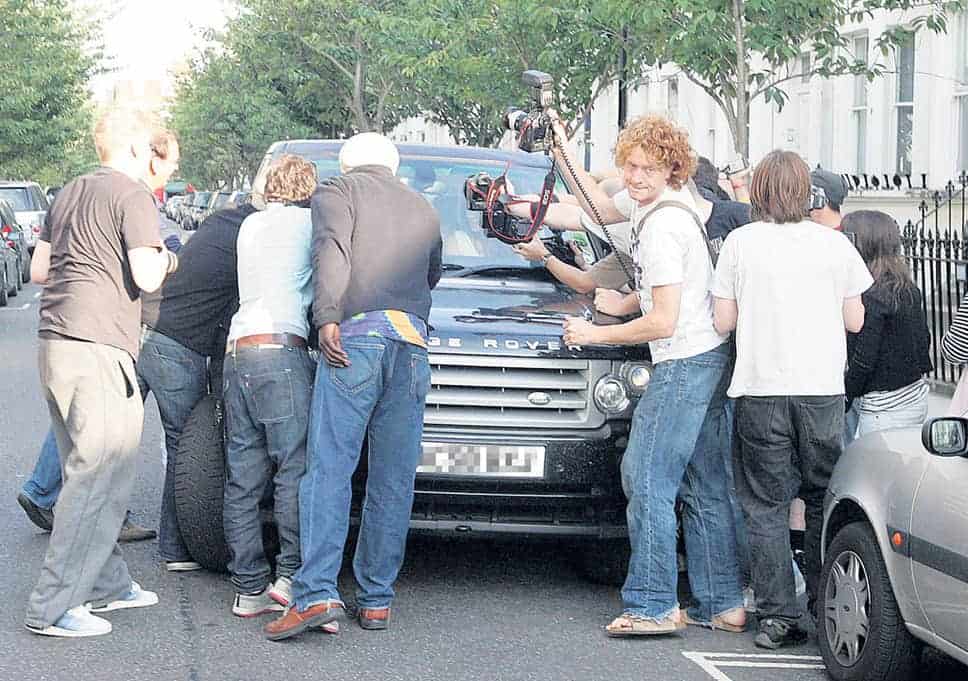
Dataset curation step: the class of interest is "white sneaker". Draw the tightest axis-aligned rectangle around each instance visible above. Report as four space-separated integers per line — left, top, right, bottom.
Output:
89 582 159 612
267 576 292 606
232 588 284 618
26 605 112 638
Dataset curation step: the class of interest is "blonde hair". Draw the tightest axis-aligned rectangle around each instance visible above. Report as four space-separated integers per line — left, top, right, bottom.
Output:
150 129 179 160
614 115 696 190
93 108 157 162
264 155 318 204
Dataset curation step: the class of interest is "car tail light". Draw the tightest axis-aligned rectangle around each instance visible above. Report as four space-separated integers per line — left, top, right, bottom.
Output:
1 225 10 235
32 224 41 233
6 240 14 249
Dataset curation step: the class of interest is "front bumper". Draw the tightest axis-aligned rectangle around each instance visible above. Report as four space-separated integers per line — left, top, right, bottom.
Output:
352 423 631 539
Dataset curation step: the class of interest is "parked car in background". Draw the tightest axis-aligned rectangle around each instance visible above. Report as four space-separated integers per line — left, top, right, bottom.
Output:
819 417 968 681
0 199 30 284
183 190 212 230
0 181 48 252
227 190 250 208
200 191 232 223
0 228 20 306
165 195 187 221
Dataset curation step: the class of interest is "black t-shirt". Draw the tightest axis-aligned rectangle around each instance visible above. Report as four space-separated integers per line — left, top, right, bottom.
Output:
141 205 257 357
706 199 751 240
39 167 160 358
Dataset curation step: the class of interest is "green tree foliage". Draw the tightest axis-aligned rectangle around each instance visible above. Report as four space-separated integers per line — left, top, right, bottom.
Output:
397 0 652 146
0 0 101 185
591 0 966 157
169 48 315 189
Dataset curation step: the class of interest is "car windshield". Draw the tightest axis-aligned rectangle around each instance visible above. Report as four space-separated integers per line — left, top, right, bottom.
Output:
0 188 31 211
308 154 574 270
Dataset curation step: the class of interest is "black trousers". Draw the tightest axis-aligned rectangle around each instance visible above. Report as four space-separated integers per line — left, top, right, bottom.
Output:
733 395 844 622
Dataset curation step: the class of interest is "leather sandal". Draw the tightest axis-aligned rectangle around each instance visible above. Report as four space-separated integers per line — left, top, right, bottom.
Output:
605 610 686 637
682 607 746 633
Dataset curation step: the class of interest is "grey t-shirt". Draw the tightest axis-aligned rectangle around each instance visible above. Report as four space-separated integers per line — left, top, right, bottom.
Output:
39 167 161 358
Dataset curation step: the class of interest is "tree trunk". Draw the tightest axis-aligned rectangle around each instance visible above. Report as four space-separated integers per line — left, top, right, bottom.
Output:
730 0 749 159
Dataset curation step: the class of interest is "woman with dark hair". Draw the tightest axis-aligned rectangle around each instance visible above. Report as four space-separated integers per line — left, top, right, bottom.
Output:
843 210 932 443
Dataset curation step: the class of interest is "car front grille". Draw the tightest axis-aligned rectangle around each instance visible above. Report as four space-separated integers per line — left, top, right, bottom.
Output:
425 354 608 429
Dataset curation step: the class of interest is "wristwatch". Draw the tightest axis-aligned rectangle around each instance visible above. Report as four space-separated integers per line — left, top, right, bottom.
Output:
540 253 554 267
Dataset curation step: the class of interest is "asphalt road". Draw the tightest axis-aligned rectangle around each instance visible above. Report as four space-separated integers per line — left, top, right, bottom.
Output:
0 282 963 681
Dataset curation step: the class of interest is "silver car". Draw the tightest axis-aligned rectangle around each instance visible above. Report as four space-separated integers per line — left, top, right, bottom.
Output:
819 417 968 680
0 181 48 252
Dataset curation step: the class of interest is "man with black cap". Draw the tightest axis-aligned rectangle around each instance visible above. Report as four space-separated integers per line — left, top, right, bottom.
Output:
809 169 849 230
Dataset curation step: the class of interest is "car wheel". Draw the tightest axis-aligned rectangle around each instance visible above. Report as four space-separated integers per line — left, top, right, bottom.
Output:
818 521 919 681
578 537 630 586
172 394 278 573
173 394 232 572
21 251 30 283
0 265 8 306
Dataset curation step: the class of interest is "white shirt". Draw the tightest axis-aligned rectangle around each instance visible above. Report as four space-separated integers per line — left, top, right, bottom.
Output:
712 220 873 397
228 203 314 342
620 186 727 363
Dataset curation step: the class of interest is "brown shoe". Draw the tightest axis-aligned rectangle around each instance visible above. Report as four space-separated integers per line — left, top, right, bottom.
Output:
263 601 343 641
358 607 390 630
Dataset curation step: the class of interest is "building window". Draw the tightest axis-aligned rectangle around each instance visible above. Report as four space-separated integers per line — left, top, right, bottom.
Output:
667 77 679 119
851 34 869 173
800 53 812 85
894 31 915 175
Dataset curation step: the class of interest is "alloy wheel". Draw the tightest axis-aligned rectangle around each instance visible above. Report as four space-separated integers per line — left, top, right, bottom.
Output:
824 549 871 667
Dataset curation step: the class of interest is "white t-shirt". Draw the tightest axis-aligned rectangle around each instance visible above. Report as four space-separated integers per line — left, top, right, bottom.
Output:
229 203 314 342
712 220 874 397
619 186 727 364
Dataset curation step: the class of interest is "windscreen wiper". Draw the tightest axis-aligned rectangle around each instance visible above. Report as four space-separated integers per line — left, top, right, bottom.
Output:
445 264 539 278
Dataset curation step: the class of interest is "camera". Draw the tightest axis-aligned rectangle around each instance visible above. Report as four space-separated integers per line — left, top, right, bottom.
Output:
808 185 827 212
722 157 748 176
464 171 538 243
505 70 555 153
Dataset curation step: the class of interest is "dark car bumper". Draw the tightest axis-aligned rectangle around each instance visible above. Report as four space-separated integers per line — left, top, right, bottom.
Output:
352 422 630 539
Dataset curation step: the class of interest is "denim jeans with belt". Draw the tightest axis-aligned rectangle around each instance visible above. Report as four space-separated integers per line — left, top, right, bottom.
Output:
620 343 743 621
734 394 844 622
222 345 315 594
135 328 209 562
292 337 431 611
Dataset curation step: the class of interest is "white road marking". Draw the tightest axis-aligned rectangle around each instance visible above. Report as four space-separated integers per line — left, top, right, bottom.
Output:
683 652 825 681
0 304 30 311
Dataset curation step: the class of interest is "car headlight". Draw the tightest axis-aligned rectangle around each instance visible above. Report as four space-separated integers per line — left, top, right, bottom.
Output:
594 376 630 414
619 362 652 395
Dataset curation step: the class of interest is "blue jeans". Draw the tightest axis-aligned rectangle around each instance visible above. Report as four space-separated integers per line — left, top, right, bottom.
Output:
136 328 209 561
222 346 315 594
620 343 742 621
292 337 431 611
21 431 61 510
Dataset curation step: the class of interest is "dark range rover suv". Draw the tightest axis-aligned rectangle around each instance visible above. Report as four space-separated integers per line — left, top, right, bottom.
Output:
173 141 651 583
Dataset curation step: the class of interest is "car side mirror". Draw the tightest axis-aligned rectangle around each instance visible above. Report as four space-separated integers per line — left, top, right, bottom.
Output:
921 417 968 457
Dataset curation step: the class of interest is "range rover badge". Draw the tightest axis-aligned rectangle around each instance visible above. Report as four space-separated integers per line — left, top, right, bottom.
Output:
528 392 552 406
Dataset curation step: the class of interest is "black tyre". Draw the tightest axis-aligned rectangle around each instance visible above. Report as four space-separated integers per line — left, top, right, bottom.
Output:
818 521 919 681
578 537 630 586
172 394 232 572
21 251 30 283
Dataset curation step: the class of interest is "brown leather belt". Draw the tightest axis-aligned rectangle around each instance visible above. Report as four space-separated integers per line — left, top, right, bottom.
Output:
226 333 307 354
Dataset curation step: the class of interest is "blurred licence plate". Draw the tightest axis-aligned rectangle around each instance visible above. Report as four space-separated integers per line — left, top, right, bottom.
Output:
418 442 545 478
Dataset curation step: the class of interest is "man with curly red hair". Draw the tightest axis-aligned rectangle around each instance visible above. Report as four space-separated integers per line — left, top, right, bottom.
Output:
550 114 744 636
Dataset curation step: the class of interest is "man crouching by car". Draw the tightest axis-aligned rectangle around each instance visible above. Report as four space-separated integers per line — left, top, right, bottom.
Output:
222 155 324 625
265 133 442 640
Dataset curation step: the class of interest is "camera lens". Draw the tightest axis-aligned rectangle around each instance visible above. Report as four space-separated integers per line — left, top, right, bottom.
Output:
505 110 527 132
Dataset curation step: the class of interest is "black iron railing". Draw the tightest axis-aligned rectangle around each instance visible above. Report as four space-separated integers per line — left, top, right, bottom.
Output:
901 174 968 386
